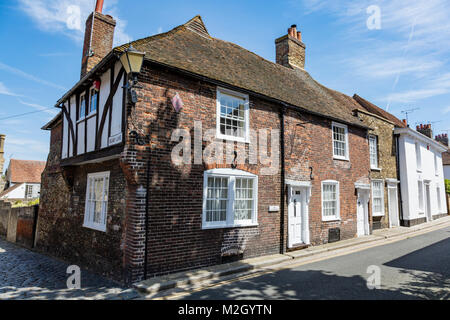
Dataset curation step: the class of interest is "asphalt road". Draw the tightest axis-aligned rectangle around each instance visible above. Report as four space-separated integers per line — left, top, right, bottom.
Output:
177 226 450 300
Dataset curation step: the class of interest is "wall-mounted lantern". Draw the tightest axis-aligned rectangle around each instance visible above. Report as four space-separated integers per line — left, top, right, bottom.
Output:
119 44 145 103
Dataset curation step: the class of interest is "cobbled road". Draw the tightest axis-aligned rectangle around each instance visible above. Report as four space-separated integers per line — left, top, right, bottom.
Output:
0 238 139 300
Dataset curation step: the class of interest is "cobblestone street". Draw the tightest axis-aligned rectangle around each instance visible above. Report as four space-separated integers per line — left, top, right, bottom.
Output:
0 239 140 300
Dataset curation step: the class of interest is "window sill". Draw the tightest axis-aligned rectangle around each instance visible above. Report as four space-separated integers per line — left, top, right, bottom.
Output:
83 223 106 233
372 213 385 217
333 157 350 162
216 134 249 144
371 167 382 172
322 217 341 222
202 223 258 230
417 169 423 173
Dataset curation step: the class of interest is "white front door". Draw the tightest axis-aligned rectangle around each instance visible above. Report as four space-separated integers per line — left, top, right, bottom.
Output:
289 189 303 247
388 187 400 227
357 189 370 237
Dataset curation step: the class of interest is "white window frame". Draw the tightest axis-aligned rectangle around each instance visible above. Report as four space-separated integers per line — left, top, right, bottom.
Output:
89 87 99 116
83 171 110 232
369 135 380 170
216 87 250 143
321 180 340 221
371 180 385 217
25 184 33 199
437 185 442 212
332 122 350 161
415 142 422 172
202 168 258 229
417 180 424 214
79 93 86 120
434 154 439 176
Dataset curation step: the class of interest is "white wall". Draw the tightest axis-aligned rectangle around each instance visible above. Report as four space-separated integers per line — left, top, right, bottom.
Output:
0 183 41 200
398 133 448 222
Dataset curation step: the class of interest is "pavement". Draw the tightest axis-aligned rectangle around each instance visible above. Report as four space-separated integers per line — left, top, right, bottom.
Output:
135 215 450 299
0 240 139 300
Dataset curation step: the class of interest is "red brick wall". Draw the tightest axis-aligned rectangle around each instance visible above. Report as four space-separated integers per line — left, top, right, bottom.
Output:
121 63 370 279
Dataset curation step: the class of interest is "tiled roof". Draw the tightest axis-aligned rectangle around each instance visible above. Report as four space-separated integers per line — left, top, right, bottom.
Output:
7 159 46 183
353 94 406 128
443 151 450 166
114 16 368 128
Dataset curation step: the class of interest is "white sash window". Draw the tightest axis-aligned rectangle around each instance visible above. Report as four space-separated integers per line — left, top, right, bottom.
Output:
203 169 258 229
83 171 110 232
332 122 349 160
372 180 385 216
321 180 340 221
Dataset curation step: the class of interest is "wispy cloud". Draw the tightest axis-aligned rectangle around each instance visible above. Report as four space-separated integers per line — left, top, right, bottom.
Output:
18 0 131 46
442 106 450 114
297 0 450 108
0 82 20 97
0 61 66 91
17 98 57 115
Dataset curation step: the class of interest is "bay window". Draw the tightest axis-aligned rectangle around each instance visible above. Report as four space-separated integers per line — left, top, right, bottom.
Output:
203 169 258 229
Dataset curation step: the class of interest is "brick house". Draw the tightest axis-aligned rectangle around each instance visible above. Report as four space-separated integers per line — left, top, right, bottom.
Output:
352 95 406 230
37 2 373 284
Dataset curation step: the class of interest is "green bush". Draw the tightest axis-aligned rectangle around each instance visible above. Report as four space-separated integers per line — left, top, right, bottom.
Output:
446 179 450 194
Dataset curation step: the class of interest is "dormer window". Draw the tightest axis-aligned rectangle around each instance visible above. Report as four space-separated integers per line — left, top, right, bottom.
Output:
90 88 98 114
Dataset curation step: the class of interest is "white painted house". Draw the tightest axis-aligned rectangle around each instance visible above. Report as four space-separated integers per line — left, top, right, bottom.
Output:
0 159 46 201
395 127 448 226
443 151 450 180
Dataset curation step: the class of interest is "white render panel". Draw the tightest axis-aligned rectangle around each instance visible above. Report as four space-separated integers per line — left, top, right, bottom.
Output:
62 102 69 159
110 62 124 140
0 183 25 199
86 116 96 152
77 121 85 155
69 95 77 157
99 69 111 149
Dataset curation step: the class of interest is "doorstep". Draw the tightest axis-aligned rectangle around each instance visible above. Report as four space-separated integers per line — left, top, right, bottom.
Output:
134 215 450 297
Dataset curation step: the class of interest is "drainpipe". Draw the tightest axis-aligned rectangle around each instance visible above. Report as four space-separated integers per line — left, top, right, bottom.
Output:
144 159 150 280
395 134 404 224
279 105 286 254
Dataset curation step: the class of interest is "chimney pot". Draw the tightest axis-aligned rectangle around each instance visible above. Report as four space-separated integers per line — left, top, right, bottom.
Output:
402 119 408 126
95 0 104 13
297 31 302 42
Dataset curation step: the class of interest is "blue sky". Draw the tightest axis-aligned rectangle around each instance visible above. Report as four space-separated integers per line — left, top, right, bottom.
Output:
0 0 449 170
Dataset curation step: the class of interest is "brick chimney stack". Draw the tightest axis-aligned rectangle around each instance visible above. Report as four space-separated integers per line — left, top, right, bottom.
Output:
275 24 306 69
416 124 433 139
435 134 449 146
80 0 116 79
